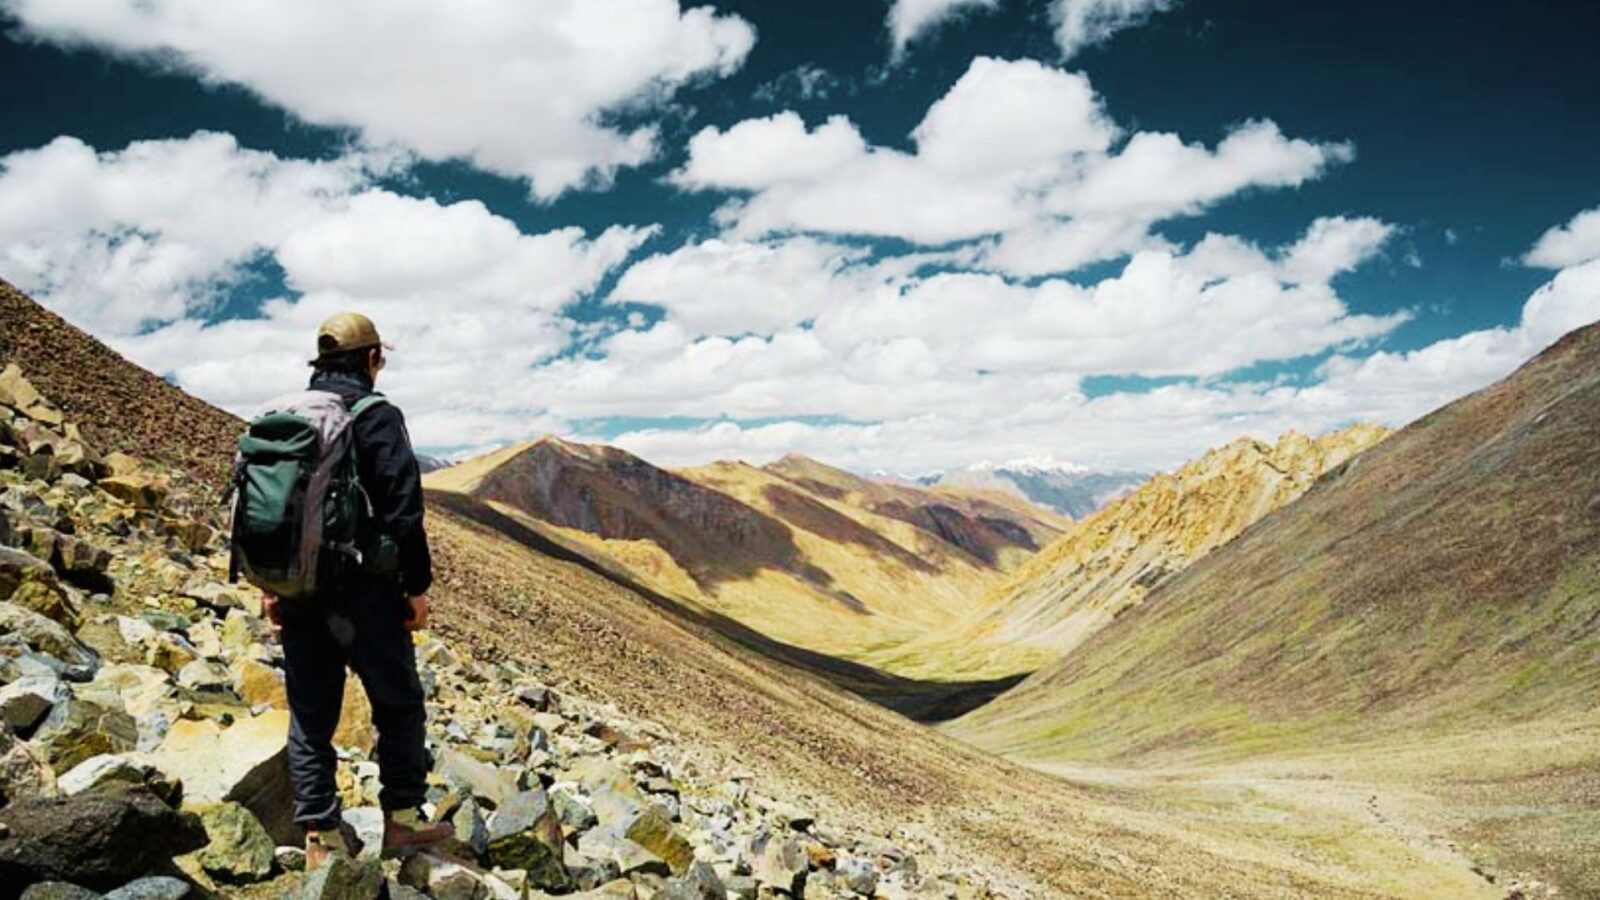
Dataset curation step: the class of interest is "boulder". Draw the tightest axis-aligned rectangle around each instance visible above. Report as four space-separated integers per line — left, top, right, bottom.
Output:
0 728 57 805
398 852 492 900
196 802 275 884
73 618 143 666
838 857 878 896
622 805 694 876
147 711 296 845
174 660 230 693
0 674 65 735
0 548 75 629
332 677 376 753
55 754 174 803
51 536 112 593
0 603 97 681
230 659 288 710
0 784 207 891
298 854 384 900
142 634 198 675
437 747 518 807
96 475 168 512
28 690 137 772
484 788 568 891
746 828 808 895
89 664 176 719
433 790 490 861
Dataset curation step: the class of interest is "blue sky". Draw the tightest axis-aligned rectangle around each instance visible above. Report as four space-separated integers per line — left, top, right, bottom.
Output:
0 0 1597 473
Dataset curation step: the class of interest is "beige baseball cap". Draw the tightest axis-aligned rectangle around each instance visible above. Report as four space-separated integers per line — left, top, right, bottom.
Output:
315 312 394 359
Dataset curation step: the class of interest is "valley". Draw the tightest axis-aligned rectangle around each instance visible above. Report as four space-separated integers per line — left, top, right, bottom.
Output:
2 276 1597 897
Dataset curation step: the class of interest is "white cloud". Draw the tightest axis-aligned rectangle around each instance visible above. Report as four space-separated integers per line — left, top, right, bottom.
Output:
0 0 755 199
0 133 651 448
531 217 1407 453
1051 0 1174 59
887 0 999 58
1524 205 1600 269
673 57 1350 275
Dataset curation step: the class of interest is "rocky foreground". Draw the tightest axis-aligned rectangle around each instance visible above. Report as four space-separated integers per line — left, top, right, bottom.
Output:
0 364 1004 900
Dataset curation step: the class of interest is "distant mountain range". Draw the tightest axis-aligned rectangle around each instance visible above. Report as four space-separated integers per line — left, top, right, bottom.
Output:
423 439 1068 671
908 458 1149 520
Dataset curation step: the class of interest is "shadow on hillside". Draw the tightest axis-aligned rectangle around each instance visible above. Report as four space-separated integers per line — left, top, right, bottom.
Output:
427 489 1026 723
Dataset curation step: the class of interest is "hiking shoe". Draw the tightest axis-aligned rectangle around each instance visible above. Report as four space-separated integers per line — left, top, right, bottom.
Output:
305 820 365 871
381 808 454 858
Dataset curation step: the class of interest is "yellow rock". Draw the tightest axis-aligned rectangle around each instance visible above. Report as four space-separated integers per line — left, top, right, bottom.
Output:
232 659 289 710
333 676 377 753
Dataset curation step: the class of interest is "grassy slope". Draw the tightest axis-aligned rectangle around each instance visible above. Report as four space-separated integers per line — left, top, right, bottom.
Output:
949 322 1600 893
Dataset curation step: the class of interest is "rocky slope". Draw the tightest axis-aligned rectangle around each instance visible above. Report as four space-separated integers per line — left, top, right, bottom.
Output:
863 425 1390 680
0 366 1017 899
425 441 1066 673
0 278 238 487
950 322 1600 895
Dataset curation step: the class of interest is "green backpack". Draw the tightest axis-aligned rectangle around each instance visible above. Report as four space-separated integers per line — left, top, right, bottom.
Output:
227 389 388 601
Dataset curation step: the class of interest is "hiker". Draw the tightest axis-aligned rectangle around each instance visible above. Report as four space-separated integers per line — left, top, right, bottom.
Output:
245 313 453 867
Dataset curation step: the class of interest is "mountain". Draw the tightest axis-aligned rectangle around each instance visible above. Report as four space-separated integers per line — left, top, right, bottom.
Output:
425 439 1068 671
925 458 1149 519
1 276 1563 895
950 321 1600 895
0 279 239 485
861 424 1390 679
415 453 454 473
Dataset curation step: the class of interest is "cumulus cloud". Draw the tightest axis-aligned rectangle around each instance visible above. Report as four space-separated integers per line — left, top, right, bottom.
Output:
0 133 652 447
532 216 1407 458
1051 0 1174 59
1524 205 1600 269
673 57 1350 275
887 0 999 58
0 0 755 199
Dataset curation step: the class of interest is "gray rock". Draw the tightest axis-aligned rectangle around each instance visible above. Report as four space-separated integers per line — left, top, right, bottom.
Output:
340 807 385 859
55 754 148 798
746 827 808 894
298 854 383 900
0 784 207 891
103 876 193 900
0 673 65 734
839 856 878 896
197 801 275 884
0 602 98 680
485 788 568 891
552 785 599 834
174 660 229 693
398 851 491 900
27 690 137 772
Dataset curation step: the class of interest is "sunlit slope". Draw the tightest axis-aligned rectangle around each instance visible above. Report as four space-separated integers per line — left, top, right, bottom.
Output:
950 321 1600 765
878 425 1389 679
424 503 1502 899
426 439 1066 668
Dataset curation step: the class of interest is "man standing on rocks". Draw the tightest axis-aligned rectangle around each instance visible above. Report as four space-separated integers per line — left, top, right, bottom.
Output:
263 313 453 868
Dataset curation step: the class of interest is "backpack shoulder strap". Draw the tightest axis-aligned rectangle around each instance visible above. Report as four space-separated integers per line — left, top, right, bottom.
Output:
348 393 388 418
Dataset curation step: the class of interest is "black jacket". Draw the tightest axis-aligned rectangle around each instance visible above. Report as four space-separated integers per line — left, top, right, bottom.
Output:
309 369 433 597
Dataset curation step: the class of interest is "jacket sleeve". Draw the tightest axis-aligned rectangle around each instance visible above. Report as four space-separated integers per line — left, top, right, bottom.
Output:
352 401 433 596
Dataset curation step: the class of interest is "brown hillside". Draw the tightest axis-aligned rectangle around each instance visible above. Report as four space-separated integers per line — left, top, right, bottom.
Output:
763 453 1069 566
951 321 1600 895
879 424 1390 679
0 277 239 486
428 441 1067 677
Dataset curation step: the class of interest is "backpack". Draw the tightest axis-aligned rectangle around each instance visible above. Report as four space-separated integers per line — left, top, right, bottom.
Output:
226 389 387 600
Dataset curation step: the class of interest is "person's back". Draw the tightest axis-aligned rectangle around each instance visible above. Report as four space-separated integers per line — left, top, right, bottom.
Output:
262 312 453 866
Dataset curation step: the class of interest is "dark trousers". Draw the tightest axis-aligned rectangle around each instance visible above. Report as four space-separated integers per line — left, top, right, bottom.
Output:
280 577 428 829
